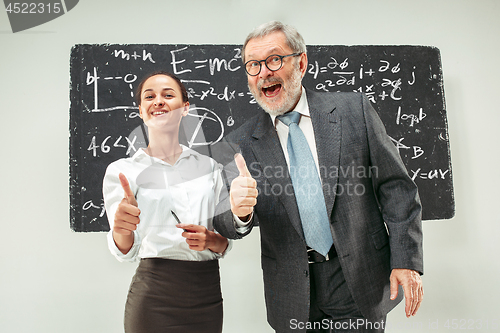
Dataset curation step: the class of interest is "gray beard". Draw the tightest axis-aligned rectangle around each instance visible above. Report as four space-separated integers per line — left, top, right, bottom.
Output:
250 69 303 117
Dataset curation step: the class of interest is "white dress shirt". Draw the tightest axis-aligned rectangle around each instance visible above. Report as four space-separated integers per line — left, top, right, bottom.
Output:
270 87 320 173
103 145 232 262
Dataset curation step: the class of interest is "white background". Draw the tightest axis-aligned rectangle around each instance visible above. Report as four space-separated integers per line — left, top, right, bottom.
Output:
0 0 499 332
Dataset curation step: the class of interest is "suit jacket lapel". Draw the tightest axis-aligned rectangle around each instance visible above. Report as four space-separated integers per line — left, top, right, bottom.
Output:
250 112 305 241
307 89 342 216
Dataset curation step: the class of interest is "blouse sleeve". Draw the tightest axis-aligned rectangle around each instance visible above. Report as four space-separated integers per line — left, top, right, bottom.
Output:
102 161 141 262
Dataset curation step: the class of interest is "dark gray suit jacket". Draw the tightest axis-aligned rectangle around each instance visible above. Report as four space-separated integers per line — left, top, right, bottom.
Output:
214 89 423 332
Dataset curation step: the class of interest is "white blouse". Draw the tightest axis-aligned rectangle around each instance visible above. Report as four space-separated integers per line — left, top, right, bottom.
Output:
103 145 231 262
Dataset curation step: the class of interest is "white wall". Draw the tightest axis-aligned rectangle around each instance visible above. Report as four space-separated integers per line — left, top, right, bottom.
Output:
1 0 499 332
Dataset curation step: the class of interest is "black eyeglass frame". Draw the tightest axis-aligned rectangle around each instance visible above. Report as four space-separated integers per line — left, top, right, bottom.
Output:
244 52 302 76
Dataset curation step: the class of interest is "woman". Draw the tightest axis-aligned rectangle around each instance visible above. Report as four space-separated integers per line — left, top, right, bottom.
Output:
103 71 229 333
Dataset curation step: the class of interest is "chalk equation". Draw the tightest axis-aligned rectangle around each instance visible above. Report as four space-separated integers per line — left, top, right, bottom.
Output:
308 58 411 103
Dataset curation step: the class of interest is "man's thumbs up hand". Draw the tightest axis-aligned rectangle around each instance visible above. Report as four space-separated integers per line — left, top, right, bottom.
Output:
230 154 257 220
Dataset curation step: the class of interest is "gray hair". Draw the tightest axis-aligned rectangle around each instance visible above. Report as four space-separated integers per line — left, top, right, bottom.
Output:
242 21 307 63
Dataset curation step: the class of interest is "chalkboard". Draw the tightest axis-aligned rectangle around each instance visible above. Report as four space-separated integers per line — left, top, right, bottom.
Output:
69 44 454 232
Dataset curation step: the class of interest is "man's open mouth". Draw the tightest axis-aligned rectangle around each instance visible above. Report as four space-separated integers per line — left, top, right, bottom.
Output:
262 83 282 97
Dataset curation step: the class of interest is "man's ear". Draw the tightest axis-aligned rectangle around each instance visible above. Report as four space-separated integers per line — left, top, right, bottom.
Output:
299 52 308 78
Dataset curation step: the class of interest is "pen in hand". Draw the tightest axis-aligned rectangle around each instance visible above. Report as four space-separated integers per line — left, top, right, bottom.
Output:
171 210 186 231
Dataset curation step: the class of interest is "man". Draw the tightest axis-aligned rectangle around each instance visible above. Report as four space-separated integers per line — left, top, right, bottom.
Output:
214 21 423 333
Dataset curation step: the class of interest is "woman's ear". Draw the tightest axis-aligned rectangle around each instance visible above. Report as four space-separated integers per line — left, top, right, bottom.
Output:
181 102 190 116
138 105 143 118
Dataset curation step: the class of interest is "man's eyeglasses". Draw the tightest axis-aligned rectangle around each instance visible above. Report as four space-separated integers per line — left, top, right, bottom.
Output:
244 53 302 76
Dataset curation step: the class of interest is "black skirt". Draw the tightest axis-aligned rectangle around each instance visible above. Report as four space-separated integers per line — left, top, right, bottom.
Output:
124 258 223 333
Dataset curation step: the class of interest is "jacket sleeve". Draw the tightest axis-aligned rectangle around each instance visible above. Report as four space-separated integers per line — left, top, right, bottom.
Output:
362 94 423 274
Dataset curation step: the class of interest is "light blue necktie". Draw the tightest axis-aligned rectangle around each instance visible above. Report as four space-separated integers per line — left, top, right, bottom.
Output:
278 111 333 257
